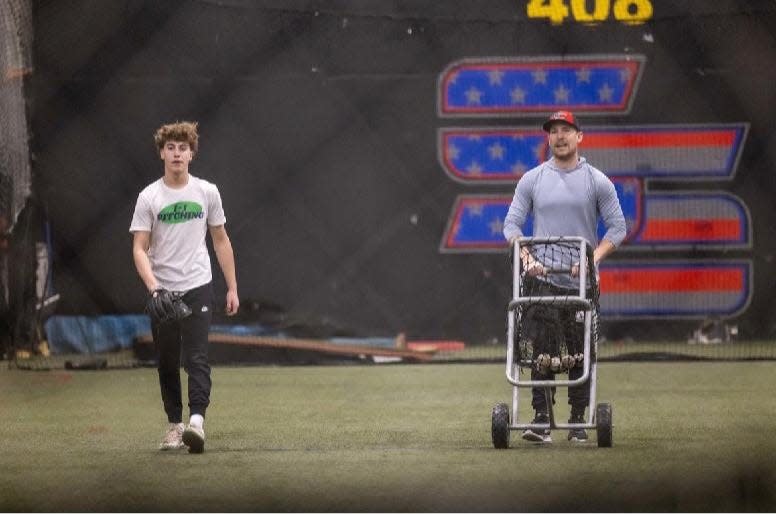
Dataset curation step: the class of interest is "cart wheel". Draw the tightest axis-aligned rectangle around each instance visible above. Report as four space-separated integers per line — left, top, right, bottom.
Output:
491 403 510 449
596 403 613 448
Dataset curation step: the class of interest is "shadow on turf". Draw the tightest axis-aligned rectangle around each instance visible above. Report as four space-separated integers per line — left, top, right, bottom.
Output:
526 464 775 512
3 462 769 512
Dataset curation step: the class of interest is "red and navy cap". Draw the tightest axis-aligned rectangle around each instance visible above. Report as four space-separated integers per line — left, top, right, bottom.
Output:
542 110 580 132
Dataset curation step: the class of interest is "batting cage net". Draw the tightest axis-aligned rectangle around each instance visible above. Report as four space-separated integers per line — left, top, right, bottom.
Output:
8 1 776 370
1 0 34 364
0 0 32 233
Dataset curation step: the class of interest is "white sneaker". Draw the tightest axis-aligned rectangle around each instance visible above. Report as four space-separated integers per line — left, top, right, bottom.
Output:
159 423 185 450
521 428 552 443
182 424 205 453
522 412 552 443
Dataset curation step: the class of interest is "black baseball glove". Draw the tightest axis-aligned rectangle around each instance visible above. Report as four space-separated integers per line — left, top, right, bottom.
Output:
145 288 192 324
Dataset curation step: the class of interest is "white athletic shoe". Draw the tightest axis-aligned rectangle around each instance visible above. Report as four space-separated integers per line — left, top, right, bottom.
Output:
522 428 552 443
182 424 205 454
159 423 185 450
522 412 552 443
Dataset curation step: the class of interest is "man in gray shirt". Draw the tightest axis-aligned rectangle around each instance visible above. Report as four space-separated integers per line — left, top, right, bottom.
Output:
503 110 626 443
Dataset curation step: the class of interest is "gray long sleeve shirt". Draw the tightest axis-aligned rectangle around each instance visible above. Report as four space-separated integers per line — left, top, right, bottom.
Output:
503 157 626 285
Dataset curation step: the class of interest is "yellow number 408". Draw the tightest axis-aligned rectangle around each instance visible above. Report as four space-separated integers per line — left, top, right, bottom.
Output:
526 0 653 25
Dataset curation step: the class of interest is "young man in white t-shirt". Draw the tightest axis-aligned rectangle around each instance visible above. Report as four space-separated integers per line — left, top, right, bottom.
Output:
130 121 239 453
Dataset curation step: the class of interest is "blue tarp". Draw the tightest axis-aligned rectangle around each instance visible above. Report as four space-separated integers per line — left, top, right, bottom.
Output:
44 315 397 355
44 315 152 354
329 337 396 348
209 324 282 337
43 316 288 354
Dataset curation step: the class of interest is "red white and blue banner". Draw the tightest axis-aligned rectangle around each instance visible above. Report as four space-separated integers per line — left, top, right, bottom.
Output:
436 55 753 318
439 191 750 252
438 124 748 184
438 55 645 117
634 193 750 248
598 261 752 318
580 124 748 180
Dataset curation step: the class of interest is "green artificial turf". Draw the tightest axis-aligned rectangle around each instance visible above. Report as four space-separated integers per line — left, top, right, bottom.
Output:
1 362 774 511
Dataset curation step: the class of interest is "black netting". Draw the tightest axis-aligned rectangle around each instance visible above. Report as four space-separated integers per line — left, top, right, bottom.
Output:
0 0 32 232
1 0 33 362
10 1 776 367
512 239 600 373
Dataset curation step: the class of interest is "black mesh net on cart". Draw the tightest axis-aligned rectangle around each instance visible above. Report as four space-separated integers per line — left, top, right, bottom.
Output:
512 238 600 373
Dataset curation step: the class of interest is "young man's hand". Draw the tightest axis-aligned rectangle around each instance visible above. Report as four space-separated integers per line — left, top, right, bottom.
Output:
225 290 240 316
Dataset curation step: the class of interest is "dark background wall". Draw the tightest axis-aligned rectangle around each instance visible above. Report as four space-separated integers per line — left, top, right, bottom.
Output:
32 0 776 343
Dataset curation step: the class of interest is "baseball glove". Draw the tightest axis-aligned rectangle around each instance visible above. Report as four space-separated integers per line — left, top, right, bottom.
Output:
145 288 192 324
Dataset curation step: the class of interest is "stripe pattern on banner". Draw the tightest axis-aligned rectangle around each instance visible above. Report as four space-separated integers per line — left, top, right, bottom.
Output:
581 124 748 179
636 193 750 247
438 124 748 183
599 261 752 317
439 190 749 252
440 178 642 252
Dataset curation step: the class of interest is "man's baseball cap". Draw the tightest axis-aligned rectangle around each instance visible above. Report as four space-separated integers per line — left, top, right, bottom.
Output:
542 110 580 132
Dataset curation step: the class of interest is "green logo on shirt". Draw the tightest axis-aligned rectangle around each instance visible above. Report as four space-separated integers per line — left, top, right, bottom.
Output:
158 201 204 224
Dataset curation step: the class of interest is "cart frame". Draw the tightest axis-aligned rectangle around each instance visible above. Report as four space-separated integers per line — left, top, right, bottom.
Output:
493 236 612 447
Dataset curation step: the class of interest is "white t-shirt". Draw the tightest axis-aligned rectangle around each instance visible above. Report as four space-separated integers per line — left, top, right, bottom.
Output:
129 175 226 292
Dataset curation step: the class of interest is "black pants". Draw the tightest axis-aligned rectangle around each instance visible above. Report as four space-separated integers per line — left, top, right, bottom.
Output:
152 282 213 423
522 278 591 414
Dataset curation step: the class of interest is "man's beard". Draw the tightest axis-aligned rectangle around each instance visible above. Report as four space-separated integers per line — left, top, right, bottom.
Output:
552 145 576 162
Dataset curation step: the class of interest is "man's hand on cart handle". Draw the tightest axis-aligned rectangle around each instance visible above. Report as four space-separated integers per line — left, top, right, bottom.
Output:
519 247 546 276
525 260 546 276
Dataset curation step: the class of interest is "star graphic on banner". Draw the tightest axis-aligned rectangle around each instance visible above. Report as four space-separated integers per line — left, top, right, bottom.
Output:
510 86 527 104
465 86 483 105
622 181 637 194
467 203 484 217
598 83 614 102
532 69 548 85
489 217 504 235
466 161 483 176
488 142 505 160
619 67 632 83
446 143 460 161
512 161 527 174
488 69 505 86
576 68 592 83
554 84 571 104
